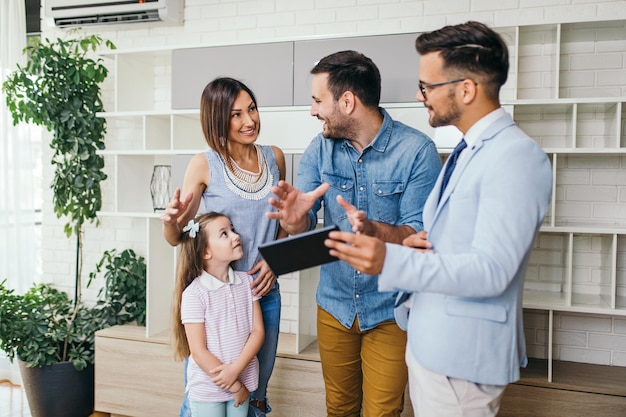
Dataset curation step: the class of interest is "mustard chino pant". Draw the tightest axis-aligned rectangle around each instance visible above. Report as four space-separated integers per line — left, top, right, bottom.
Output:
317 306 408 417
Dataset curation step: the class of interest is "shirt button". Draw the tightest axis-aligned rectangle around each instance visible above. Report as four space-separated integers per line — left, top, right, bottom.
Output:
356 270 361 274
342 184 347 189
378 189 382 194
358 159 363 163
356 294 360 298
359 186 364 191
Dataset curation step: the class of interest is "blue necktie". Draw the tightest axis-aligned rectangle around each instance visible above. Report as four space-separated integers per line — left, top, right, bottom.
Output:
395 139 468 309
394 291 410 308
439 139 467 203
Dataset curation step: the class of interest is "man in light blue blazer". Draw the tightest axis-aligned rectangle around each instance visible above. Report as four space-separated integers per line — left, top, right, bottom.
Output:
325 21 553 416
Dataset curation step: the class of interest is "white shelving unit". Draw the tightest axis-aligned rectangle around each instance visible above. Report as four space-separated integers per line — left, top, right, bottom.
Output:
507 20 626 382
96 19 626 377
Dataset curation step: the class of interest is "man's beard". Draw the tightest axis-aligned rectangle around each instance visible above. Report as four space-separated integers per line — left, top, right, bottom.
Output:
322 109 358 140
429 92 461 128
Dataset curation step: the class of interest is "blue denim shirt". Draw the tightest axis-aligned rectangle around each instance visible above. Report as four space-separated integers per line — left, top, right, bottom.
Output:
296 108 441 330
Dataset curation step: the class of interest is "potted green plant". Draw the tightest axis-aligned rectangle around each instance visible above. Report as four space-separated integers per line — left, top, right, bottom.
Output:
88 248 148 328
1 32 118 417
2 32 116 301
0 249 146 417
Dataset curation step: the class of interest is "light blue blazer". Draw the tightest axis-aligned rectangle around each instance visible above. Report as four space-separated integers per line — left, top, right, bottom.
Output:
379 112 552 386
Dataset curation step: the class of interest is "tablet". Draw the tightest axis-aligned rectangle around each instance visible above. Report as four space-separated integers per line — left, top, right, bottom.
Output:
258 224 339 275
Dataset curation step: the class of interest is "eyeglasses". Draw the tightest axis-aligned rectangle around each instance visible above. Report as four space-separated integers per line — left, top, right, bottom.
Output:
418 79 465 99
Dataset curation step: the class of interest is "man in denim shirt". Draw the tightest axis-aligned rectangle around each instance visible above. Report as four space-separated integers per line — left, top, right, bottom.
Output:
267 50 441 416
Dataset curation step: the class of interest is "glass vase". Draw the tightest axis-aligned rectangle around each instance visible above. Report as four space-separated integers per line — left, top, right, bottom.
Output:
150 165 171 212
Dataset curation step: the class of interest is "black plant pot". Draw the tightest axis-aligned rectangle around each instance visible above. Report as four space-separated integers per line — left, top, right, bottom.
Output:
18 360 94 417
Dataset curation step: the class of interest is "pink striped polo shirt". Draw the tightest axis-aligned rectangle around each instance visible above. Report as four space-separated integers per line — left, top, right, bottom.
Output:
181 268 260 402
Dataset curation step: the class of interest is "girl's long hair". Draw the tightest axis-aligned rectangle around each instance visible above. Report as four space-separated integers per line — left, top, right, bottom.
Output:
171 212 229 360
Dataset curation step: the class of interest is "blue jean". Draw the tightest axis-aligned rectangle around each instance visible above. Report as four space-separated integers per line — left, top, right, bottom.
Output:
181 285 281 417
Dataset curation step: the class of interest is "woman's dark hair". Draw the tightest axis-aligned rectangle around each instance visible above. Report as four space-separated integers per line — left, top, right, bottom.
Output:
311 50 381 108
199 77 259 161
415 21 509 101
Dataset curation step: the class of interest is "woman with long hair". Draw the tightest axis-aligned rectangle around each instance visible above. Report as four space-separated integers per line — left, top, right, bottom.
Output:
163 77 286 417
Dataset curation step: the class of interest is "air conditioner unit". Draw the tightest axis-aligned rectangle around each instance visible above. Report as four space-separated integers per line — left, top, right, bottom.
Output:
46 0 183 28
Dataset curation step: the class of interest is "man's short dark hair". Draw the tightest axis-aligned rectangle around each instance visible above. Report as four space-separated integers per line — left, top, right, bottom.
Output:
311 50 381 108
415 21 509 100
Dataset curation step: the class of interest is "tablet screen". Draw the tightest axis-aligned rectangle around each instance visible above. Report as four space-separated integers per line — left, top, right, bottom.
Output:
258 224 339 275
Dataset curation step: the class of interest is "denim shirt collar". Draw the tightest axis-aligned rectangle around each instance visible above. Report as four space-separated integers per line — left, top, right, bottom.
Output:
368 108 393 153
342 108 393 154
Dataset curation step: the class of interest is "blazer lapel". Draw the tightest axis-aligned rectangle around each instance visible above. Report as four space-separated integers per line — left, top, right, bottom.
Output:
432 113 517 220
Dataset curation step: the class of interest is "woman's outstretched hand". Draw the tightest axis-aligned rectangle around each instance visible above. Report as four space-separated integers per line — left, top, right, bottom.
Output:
161 188 193 225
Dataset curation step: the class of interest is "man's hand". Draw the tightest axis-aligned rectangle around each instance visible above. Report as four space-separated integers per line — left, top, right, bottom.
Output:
336 195 370 234
325 230 386 275
266 181 330 235
402 230 434 253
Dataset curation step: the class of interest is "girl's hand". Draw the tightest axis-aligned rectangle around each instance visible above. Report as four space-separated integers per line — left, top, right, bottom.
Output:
248 259 276 297
232 382 250 407
209 363 239 390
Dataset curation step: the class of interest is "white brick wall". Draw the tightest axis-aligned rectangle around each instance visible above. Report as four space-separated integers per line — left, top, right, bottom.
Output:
39 0 626 364
524 310 626 367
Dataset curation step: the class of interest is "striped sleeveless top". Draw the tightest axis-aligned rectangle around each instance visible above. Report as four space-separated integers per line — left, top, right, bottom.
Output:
202 145 280 274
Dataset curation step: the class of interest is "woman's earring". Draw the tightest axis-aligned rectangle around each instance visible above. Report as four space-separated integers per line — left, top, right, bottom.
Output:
219 137 226 147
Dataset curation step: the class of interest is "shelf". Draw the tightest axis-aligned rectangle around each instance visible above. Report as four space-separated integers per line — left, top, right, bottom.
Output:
524 302 626 316
97 211 163 219
542 147 626 154
98 149 203 156
525 231 624 315
523 290 568 309
541 223 626 234
511 101 625 150
518 358 626 396
108 49 173 113
559 21 626 100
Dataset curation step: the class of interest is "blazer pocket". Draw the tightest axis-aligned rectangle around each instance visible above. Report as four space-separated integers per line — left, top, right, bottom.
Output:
445 298 507 323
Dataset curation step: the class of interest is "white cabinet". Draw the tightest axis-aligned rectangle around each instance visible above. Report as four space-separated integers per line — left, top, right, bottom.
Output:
500 20 626 382
97 109 204 338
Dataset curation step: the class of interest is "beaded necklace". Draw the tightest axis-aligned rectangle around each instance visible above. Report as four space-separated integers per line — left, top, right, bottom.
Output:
220 144 273 200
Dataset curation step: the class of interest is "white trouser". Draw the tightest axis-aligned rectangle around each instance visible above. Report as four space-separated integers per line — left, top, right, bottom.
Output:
405 347 506 417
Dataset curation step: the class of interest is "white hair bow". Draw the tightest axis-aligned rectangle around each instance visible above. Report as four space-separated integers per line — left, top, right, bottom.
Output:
183 219 200 238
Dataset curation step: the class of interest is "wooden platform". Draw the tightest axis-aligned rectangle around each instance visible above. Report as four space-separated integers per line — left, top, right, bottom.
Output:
92 326 626 417
94 325 184 417
280 335 626 398
517 358 626 397
6 342 626 417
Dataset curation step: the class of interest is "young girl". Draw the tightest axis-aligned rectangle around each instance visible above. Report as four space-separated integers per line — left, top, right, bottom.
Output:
172 212 265 417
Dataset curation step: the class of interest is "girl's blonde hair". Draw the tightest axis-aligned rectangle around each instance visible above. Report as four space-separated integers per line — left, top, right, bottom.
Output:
171 211 230 360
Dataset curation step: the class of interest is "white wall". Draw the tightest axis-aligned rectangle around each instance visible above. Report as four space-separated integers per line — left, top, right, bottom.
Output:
39 0 626 365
